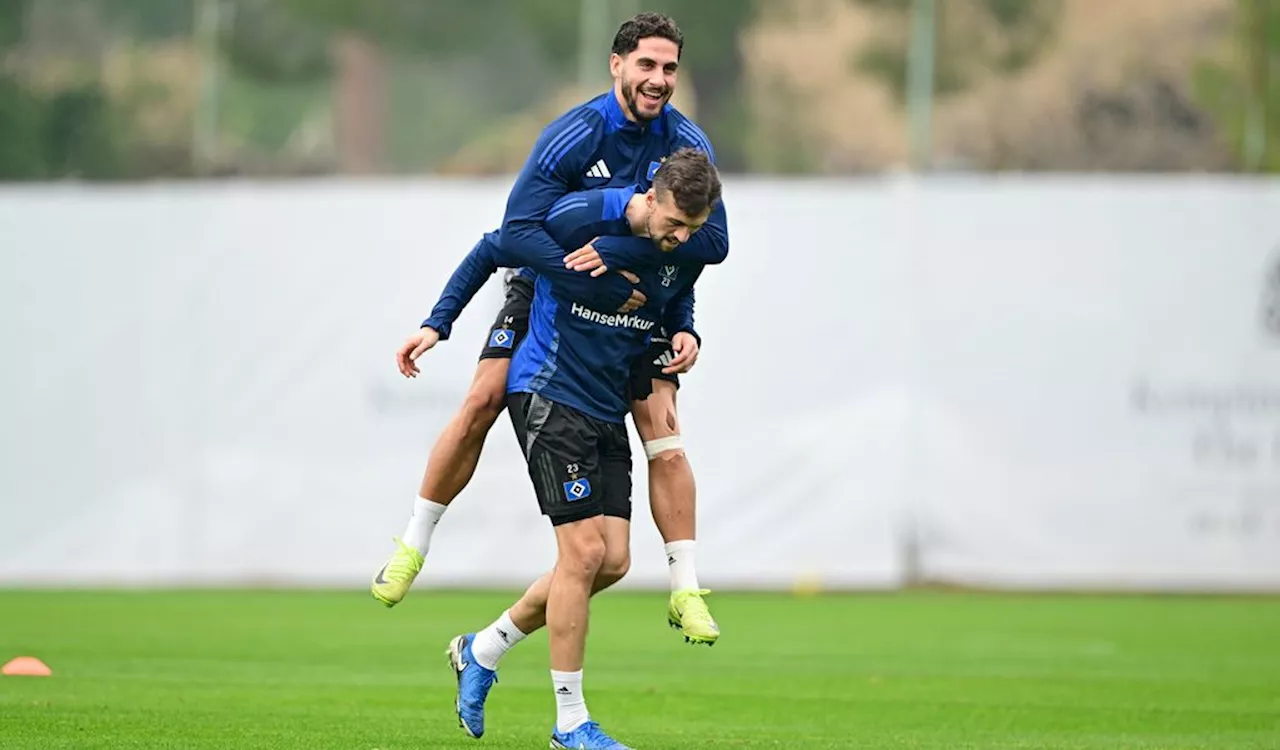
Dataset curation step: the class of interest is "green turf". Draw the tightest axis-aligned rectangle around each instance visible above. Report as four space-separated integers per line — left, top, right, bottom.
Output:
1 590 1278 749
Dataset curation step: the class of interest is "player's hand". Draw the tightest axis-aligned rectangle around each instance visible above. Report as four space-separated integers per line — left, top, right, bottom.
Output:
617 270 646 313
663 331 700 374
565 239 608 277
396 326 441 378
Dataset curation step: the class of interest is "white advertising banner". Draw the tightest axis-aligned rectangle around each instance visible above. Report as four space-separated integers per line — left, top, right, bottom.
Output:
909 179 1280 590
2 177 1277 590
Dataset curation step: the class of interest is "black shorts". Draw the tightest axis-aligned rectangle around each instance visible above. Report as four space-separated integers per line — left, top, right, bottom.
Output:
479 272 535 360
507 391 632 526
628 329 681 402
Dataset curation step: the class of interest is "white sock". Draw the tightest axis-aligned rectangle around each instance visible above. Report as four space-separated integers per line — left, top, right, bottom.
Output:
402 497 448 556
665 539 700 591
552 669 590 734
469 609 528 670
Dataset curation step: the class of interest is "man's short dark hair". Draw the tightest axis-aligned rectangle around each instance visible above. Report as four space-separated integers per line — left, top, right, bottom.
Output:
611 12 684 58
652 148 721 217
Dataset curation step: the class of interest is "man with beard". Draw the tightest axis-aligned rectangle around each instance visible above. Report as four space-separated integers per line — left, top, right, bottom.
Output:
444 147 722 749
372 12 727 653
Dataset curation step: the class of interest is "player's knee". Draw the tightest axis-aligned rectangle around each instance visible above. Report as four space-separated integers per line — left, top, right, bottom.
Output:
597 548 631 587
558 531 607 577
644 435 686 462
460 380 505 428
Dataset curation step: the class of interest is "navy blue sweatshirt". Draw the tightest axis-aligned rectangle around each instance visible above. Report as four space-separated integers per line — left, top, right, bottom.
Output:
498 186 703 423
420 90 726 340
540 185 700 339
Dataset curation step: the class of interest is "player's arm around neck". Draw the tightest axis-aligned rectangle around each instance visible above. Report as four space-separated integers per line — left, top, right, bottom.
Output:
497 114 635 311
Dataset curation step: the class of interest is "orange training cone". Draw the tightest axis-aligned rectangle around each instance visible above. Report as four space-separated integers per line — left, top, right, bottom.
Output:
2 657 52 676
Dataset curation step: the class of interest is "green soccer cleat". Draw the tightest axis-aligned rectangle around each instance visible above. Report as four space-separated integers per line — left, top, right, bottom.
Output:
668 589 720 646
370 538 424 607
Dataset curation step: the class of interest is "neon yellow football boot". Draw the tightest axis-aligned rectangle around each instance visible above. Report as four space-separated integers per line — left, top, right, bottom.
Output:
668 589 720 646
370 538 424 607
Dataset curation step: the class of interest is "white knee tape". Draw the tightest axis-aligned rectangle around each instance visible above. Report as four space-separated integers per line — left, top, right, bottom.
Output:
644 435 684 460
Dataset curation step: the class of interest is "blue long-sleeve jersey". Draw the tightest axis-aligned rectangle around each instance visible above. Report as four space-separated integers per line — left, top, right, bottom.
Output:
501 187 704 423
537 186 702 341
434 186 702 423
420 90 726 339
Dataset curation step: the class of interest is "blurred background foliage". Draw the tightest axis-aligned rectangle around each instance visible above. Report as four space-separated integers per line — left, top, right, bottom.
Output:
0 0 1273 179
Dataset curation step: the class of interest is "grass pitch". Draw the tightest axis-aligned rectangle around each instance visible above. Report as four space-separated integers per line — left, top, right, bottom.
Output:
1 590 1278 749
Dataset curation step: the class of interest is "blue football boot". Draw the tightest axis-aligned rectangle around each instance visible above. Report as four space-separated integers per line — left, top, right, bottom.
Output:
446 633 497 738
550 720 633 749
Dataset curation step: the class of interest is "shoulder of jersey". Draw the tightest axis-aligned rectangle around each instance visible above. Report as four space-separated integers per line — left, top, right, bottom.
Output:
534 96 610 173
663 104 715 160
546 93 611 133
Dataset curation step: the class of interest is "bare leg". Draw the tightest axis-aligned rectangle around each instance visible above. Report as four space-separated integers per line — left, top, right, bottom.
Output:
630 380 718 644
546 516 609 672
630 380 695 544
418 357 510 504
370 357 510 607
448 517 619 741
507 517 631 634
